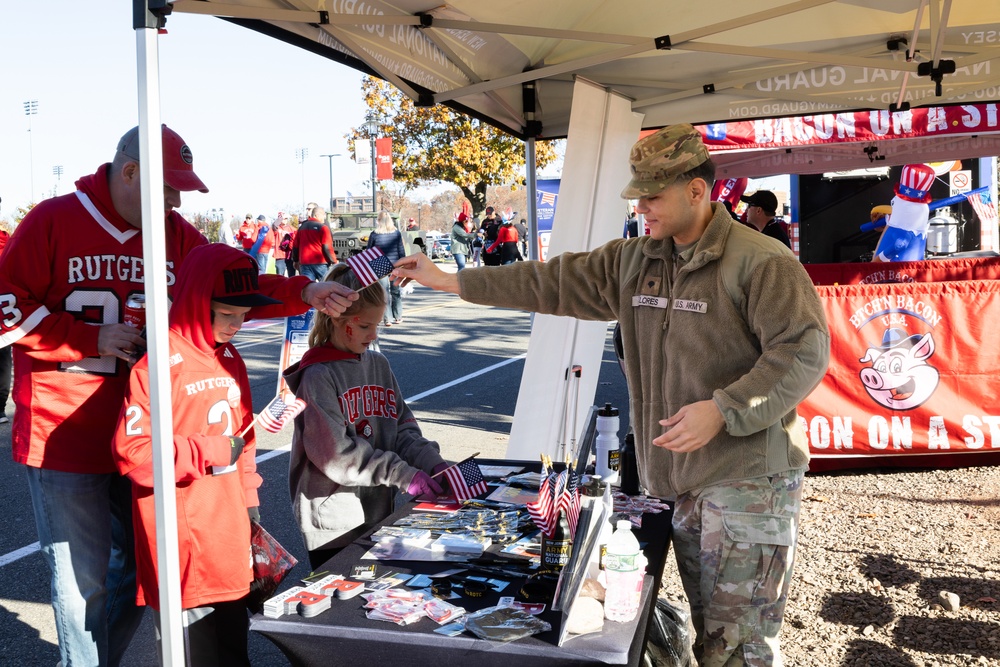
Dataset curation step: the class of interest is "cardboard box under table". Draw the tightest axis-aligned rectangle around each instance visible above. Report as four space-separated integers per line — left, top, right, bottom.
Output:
250 461 672 666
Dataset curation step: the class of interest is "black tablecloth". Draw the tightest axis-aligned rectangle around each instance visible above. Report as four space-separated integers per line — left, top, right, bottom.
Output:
251 461 672 666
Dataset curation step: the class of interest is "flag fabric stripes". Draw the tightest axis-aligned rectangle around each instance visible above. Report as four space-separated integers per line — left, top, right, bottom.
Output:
526 476 555 537
257 393 307 434
442 458 488 500
968 190 999 251
346 247 394 288
559 470 582 537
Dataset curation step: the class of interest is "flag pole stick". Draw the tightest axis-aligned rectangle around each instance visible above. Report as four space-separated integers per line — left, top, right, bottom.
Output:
430 452 480 479
236 415 259 439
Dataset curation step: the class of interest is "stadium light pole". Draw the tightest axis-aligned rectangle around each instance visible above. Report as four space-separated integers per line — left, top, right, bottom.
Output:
24 100 38 203
52 165 63 197
295 148 308 212
363 119 379 213
320 153 341 214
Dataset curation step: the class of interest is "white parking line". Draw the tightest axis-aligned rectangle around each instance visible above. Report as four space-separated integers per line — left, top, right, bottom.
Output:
0 355 526 568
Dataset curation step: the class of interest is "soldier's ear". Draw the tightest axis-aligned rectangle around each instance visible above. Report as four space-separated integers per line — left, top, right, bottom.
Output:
687 177 710 203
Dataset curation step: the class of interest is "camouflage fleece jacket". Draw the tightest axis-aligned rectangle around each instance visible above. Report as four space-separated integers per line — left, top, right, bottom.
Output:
458 203 830 498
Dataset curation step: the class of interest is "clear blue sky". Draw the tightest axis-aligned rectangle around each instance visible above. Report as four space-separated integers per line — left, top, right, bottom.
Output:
1 4 373 222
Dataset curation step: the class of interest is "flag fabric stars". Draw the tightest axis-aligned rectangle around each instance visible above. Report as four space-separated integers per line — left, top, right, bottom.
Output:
346 247 394 288
442 458 488 500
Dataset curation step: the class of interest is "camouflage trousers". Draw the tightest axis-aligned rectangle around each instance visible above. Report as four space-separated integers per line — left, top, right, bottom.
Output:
670 469 804 667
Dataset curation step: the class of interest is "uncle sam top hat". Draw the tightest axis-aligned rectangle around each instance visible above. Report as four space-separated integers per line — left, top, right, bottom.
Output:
894 164 935 203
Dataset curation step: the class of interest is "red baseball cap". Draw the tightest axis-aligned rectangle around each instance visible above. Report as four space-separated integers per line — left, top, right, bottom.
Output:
117 124 209 193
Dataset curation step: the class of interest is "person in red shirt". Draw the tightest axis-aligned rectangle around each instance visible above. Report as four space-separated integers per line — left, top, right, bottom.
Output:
272 212 296 277
486 217 522 265
237 214 256 252
249 214 275 273
113 244 287 665
0 124 357 667
291 206 337 280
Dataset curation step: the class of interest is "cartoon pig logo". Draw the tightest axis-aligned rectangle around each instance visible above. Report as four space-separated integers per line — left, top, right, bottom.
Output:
858 328 939 410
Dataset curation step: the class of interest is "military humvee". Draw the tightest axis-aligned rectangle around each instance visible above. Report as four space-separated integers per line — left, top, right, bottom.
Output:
326 212 427 260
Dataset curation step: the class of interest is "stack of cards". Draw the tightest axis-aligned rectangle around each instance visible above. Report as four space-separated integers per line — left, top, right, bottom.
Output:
263 586 308 618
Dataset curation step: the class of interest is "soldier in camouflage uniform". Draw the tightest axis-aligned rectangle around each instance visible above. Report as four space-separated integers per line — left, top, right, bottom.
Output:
392 123 830 666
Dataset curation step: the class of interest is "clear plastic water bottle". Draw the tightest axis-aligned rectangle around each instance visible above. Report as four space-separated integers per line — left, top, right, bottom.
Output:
595 403 620 484
603 520 645 622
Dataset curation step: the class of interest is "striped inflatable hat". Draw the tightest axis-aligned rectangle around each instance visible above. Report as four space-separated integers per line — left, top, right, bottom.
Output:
894 164 936 203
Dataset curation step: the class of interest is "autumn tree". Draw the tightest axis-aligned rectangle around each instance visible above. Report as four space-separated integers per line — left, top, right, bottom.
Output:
349 76 558 218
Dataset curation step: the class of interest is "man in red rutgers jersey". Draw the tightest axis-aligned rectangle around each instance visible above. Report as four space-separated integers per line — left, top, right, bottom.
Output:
0 124 357 667
113 245 285 665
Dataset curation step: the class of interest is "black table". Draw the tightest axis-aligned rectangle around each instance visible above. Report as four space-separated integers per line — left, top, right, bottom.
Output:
251 462 672 666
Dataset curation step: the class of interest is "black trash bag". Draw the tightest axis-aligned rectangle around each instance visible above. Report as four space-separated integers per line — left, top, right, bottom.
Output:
642 597 696 667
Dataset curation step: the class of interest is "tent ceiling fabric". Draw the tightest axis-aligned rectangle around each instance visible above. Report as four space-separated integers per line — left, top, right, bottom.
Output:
175 0 1000 142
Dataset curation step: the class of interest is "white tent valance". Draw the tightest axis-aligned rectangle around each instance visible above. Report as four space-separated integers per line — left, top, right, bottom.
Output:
170 0 1000 140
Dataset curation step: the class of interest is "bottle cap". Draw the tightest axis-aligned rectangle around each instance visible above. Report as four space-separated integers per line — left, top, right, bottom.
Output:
598 402 619 417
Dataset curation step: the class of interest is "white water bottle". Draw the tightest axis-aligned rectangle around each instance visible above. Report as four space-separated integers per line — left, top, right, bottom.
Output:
603 520 645 622
595 403 620 484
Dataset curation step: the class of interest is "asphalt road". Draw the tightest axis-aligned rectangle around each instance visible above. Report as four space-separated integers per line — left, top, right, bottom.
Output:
0 275 631 666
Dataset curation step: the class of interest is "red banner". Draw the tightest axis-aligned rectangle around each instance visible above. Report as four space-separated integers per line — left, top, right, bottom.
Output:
699 103 1000 152
805 256 1000 286
375 137 393 181
801 278 1000 459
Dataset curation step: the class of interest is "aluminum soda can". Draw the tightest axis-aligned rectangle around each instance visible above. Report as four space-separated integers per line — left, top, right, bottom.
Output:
124 293 146 329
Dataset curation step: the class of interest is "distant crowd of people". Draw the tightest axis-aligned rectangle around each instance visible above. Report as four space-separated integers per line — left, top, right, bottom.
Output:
449 206 529 271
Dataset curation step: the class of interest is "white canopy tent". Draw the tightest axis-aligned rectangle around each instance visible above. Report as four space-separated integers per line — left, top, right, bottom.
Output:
131 2 1000 659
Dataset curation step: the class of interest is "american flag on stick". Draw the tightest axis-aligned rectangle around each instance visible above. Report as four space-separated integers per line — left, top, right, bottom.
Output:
441 458 488 500
558 470 582 537
526 475 555 537
346 247 394 288
254 393 307 435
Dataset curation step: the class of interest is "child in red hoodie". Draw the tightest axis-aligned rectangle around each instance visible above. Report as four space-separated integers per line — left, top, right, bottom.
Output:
112 244 298 665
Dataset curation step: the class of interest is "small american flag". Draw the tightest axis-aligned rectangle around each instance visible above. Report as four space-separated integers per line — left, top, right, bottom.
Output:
346 247 394 287
526 476 555 536
258 393 306 434
968 190 999 250
442 459 488 500
558 470 582 537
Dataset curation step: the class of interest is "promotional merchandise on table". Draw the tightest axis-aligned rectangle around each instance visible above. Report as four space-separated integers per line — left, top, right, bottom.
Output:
250 456 673 667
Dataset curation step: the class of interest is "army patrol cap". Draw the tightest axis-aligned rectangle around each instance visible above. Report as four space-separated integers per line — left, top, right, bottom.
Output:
620 123 710 199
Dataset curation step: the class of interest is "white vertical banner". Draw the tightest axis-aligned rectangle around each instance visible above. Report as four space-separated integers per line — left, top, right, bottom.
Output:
355 139 372 165
506 78 643 461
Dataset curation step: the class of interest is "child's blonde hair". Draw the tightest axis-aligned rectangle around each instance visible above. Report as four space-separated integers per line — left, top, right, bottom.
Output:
308 264 388 348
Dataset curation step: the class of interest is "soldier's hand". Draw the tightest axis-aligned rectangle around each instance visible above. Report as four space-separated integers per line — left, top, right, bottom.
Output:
97 324 148 363
652 400 725 453
392 253 460 294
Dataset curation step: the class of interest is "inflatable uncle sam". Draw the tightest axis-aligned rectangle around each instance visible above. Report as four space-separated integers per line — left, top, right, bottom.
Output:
873 163 936 262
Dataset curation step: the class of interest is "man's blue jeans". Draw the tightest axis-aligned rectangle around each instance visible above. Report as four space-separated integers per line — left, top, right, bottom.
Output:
299 263 330 281
27 467 144 667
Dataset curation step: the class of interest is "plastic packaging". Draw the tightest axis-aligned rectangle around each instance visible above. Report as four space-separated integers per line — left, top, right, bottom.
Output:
463 605 552 642
603 520 645 622
619 431 641 496
642 597 696 667
595 403 621 484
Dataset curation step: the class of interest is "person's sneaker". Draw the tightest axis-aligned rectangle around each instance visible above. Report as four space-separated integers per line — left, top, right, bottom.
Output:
0 414 8 424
